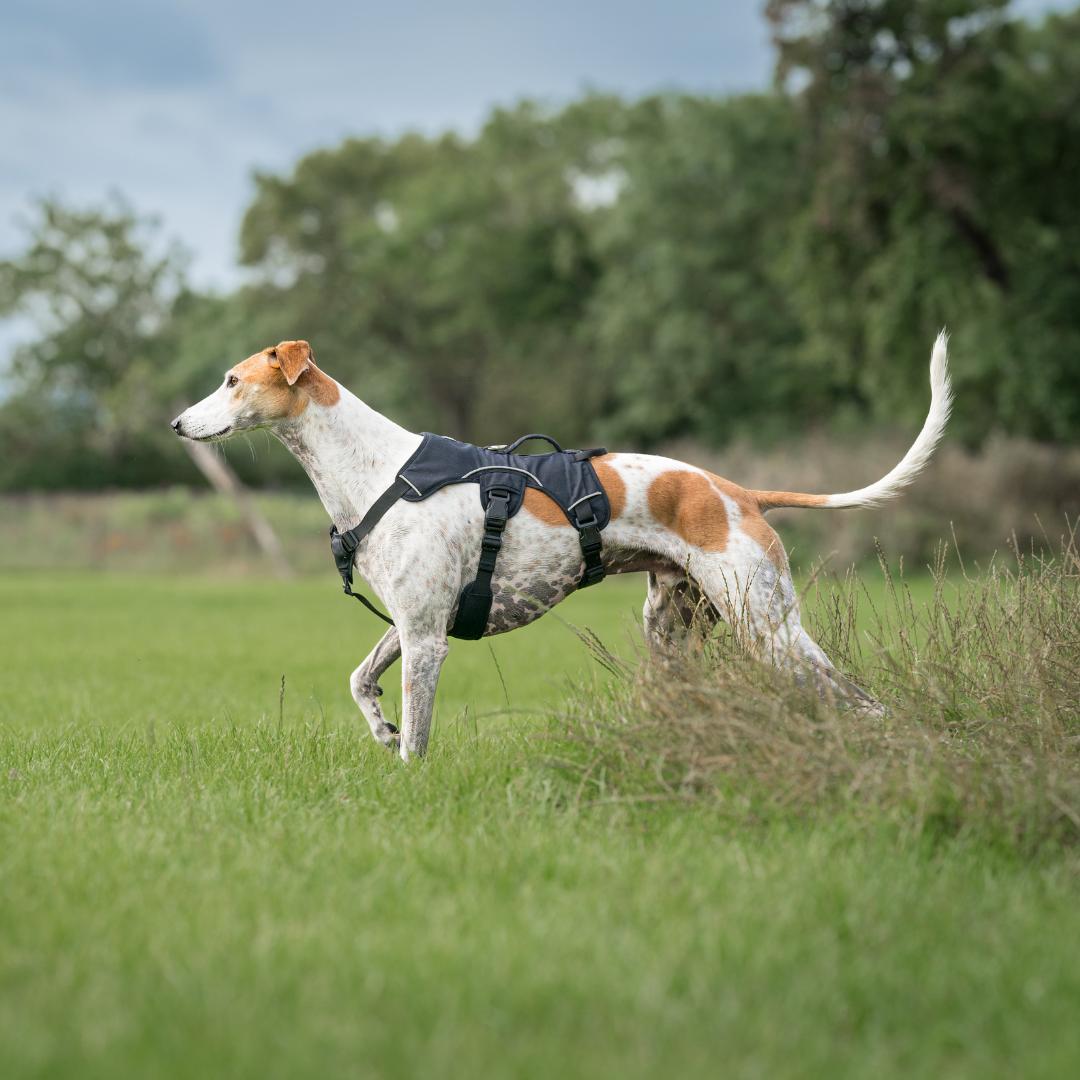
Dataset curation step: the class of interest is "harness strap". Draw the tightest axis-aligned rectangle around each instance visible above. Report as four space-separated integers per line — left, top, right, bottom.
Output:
328 435 611 637
574 513 606 588
572 446 607 462
328 475 413 625
450 489 511 640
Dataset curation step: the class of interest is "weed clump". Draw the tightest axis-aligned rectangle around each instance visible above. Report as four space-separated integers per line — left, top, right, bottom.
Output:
551 528 1080 851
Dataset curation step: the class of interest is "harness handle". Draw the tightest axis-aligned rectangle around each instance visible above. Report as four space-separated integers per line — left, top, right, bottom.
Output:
499 433 565 455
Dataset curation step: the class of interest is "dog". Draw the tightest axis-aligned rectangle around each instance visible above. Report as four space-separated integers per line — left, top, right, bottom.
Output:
172 334 951 760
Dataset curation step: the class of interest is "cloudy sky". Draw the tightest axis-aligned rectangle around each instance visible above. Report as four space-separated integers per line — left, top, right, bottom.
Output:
0 0 777 291
1 0 1067 298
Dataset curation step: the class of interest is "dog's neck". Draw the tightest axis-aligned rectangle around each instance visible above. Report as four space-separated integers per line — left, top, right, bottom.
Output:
274 383 422 530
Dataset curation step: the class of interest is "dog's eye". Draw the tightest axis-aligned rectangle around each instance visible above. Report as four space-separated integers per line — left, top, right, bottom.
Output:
226 375 239 388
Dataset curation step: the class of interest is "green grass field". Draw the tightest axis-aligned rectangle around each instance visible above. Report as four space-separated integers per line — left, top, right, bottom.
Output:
2 571 1078 1079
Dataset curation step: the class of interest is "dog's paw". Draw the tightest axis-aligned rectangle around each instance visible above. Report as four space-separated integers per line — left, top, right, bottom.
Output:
851 698 888 720
377 722 400 751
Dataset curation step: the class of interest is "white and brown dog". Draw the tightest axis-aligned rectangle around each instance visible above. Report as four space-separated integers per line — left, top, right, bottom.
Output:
173 334 951 760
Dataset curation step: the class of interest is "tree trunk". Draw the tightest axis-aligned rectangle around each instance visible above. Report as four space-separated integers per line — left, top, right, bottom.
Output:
928 164 1011 292
180 438 294 579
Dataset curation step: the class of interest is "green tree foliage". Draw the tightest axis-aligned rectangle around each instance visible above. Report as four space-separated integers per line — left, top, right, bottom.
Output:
1 1 1077 491
0 201 301 488
584 93 811 444
237 101 616 443
766 0 1080 440
0 200 194 487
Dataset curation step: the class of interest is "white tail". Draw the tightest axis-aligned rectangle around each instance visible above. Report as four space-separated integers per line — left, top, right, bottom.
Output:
753 332 953 512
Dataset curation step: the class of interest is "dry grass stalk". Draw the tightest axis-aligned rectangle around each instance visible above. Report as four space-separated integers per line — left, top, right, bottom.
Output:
550 526 1080 850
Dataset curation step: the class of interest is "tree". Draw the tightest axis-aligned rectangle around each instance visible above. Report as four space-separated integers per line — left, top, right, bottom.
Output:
583 93 812 445
0 199 292 573
236 101 620 445
766 0 1080 441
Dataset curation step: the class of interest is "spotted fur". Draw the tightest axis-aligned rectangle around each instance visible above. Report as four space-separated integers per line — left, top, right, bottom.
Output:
173 334 952 760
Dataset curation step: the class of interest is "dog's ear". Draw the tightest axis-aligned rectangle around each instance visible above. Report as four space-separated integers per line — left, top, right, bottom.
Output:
269 340 314 386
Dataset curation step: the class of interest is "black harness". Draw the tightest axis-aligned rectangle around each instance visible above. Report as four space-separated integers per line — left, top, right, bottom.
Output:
328 433 611 640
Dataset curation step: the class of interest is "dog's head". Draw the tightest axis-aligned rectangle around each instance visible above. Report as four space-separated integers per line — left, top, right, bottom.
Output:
171 340 339 441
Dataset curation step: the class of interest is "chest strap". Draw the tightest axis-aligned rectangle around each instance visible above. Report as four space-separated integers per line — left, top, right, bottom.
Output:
450 489 511 639
328 475 413 624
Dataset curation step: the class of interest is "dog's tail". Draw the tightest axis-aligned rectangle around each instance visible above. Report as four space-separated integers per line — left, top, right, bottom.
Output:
751 331 953 512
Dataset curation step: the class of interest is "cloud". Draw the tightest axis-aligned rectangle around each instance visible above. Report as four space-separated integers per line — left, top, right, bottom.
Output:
1 0 777 294
3 0 1073 303
0 0 220 95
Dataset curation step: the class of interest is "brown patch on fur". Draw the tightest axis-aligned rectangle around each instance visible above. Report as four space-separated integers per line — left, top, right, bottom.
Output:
523 487 569 527
232 351 274 381
742 513 786 570
229 344 338 418
593 455 626 520
520 454 626 527
298 365 340 406
272 340 313 385
246 353 306 418
708 475 787 570
750 489 828 511
646 469 787 569
647 471 729 552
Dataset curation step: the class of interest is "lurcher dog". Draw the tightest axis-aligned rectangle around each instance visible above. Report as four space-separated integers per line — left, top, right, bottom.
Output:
173 333 951 760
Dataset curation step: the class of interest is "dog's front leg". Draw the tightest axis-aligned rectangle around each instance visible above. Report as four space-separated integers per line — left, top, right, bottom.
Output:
349 627 402 749
398 634 450 762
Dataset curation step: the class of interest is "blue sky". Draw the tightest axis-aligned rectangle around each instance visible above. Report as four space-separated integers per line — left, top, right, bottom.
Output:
0 0 1068 295
0 1 775 290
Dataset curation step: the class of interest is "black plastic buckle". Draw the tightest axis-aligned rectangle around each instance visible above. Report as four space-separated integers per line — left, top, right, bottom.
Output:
476 492 510 574
577 518 602 553
329 525 358 561
485 490 511 528
329 526 361 590
575 515 605 588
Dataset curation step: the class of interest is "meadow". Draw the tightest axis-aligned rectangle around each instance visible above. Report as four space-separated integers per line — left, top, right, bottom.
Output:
1 554 1078 1079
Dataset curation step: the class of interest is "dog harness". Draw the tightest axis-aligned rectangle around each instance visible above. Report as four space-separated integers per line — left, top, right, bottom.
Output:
328 433 611 640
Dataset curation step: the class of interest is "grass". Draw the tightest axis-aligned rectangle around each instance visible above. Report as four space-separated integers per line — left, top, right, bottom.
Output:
1 559 1078 1078
557 541 1080 850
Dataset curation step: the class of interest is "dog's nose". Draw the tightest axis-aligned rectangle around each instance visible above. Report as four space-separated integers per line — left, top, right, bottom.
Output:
171 416 183 434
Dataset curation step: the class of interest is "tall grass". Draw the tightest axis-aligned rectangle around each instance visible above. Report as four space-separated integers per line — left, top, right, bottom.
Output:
551 527 1080 851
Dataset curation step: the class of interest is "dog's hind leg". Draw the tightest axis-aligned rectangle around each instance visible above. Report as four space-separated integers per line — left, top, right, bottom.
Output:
762 621 884 716
643 571 717 652
689 543 884 716
350 627 403 749
398 633 450 762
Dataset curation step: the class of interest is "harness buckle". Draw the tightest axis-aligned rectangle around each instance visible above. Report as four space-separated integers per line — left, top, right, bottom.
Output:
575 516 605 588
577 518 602 553
485 489 511 528
329 526 359 561
580 565 606 587
474 490 511 574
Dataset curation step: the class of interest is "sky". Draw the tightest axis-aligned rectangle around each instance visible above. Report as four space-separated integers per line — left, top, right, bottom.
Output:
0 0 1067 300
0 0 776 292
